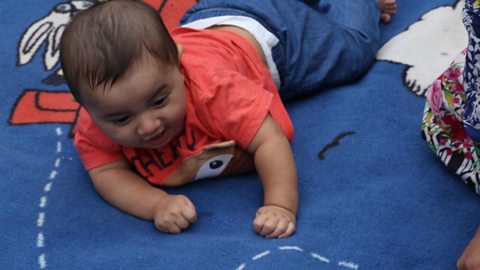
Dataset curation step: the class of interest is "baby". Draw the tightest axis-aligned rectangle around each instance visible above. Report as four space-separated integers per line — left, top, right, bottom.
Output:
61 0 395 238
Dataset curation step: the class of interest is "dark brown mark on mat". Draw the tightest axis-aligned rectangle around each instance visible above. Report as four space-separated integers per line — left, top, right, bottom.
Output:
318 131 356 160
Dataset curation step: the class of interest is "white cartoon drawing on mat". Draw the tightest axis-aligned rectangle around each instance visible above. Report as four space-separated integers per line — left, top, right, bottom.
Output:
376 0 467 96
17 0 101 85
235 246 359 270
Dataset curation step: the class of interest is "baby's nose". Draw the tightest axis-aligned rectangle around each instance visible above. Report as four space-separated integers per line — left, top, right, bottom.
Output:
137 116 161 136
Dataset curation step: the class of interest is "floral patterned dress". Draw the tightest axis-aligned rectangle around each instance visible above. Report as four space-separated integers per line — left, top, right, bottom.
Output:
422 0 480 194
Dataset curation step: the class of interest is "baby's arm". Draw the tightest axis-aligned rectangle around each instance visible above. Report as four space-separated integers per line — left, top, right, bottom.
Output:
457 226 480 270
247 114 298 238
88 159 197 233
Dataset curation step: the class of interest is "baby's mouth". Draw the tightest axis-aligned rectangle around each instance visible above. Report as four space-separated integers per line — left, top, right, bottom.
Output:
144 130 168 145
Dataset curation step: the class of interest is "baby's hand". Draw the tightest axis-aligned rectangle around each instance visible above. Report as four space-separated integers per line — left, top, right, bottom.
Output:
253 205 296 238
152 194 197 234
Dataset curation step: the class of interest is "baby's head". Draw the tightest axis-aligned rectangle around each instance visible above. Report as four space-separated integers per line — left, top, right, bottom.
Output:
61 0 178 102
61 0 186 149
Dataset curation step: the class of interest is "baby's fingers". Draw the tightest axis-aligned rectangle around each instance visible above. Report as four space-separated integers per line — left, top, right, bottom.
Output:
265 220 288 238
264 218 295 238
172 199 197 231
254 215 281 237
155 221 180 234
165 223 183 234
252 214 269 235
181 200 197 223
277 222 295 238
157 212 193 234
253 205 296 238
174 215 192 231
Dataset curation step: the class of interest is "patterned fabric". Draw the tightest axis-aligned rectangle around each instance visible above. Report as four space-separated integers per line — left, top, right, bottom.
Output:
422 0 480 194
423 53 480 194
462 0 480 141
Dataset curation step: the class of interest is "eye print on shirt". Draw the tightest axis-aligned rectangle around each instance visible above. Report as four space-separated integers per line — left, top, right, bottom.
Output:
194 154 234 180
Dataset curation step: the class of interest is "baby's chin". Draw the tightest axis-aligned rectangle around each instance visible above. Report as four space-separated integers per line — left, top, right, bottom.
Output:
121 140 168 149
139 142 170 149
111 140 167 149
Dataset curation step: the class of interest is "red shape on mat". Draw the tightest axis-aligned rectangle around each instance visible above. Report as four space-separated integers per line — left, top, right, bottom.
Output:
9 90 80 125
144 0 197 31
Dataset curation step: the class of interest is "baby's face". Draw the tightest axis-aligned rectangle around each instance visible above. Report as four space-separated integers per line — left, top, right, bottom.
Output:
81 56 186 149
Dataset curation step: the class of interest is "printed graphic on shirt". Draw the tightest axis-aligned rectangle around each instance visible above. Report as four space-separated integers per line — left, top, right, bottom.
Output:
129 137 254 185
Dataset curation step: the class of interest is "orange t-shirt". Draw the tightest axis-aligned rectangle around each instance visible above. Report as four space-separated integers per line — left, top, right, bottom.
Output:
74 27 293 185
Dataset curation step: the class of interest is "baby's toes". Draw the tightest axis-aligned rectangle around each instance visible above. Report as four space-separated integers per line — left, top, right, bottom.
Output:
380 13 391 23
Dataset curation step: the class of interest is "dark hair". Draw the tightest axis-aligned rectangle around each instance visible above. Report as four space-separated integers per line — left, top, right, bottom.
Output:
60 0 178 103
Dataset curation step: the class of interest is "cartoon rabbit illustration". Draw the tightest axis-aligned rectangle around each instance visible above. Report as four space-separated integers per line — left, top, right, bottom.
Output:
17 0 101 84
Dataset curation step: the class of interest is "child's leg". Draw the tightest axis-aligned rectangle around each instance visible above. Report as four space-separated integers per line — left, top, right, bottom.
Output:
181 0 382 99
422 50 480 194
280 0 382 99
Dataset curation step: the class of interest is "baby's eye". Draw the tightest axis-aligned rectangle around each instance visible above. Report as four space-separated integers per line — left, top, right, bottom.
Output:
153 96 167 107
113 116 130 125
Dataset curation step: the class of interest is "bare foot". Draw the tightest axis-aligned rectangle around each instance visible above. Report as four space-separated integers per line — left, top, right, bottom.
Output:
377 0 397 23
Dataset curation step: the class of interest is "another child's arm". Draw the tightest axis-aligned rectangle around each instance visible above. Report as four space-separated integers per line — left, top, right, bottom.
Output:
247 114 298 238
88 159 197 233
458 226 480 270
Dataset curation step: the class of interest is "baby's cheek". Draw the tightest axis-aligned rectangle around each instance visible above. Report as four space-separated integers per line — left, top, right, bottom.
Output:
107 128 136 147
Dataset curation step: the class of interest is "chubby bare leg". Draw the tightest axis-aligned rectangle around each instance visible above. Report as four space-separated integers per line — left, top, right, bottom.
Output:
377 0 397 23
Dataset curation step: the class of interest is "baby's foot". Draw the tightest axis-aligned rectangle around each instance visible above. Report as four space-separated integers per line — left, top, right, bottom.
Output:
377 0 397 23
